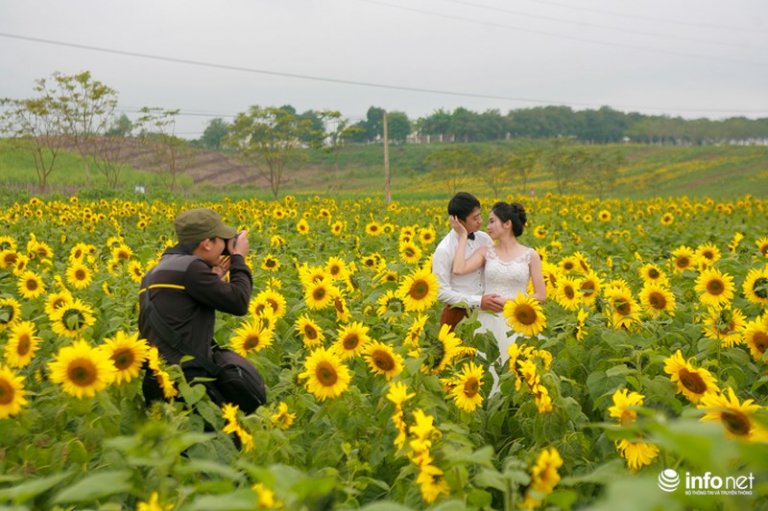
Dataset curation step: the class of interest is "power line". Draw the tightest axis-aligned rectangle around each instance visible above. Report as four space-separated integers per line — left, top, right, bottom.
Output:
435 0 757 49
356 0 766 66
1 31 766 116
523 0 765 33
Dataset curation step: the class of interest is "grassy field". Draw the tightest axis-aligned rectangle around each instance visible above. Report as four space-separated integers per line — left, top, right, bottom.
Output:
1 138 766 201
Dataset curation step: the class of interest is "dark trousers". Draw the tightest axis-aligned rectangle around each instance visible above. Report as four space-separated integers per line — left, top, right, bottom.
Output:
439 304 468 332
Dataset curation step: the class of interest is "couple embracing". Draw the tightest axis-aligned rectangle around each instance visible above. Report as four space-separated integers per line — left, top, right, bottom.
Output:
431 192 546 392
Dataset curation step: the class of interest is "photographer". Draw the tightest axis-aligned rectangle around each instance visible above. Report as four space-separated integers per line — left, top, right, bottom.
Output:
139 207 264 411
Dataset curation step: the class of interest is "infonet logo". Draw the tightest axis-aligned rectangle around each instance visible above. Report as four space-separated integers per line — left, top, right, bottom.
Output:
658 469 755 496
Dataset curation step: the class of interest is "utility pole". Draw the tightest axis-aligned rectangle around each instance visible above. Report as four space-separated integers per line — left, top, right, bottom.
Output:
383 110 391 204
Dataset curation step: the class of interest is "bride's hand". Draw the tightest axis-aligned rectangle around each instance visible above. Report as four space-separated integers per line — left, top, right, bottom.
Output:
449 215 468 238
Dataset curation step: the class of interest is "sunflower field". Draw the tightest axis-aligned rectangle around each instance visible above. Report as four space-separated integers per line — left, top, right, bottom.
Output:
1 193 767 510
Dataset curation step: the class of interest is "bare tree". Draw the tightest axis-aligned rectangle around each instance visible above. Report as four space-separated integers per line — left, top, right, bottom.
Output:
135 107 190 193
0 96 66 193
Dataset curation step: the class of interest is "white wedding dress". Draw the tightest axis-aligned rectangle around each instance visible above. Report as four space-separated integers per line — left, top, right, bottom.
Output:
475 246 534 393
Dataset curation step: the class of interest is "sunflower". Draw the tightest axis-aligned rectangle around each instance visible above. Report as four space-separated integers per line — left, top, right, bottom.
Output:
533 225 548 239
0 365 28 419
702 306 746 347
504 295 547 337
260 254 280 272
399 241 423 265
365 221 383 237
695 242 721 268
331 290 352 323
418 225 436 246
0 249 19 270
330 220 344 236
375 269 399 286
17 270 46 299
323 256 348 281
742 267 768 305
698 387 768 442
576 272 602 306
608 388 644 426
541 262 561 296
638 263 669 287
364 341 404 379
66 262 93 289
270 234 286 247
298 264 328 286
376 290 405 321
756 236 768 257
575 308 589 342
604 287 640 330
744 316 768 362
615 439 660 472
12 254 29 276
449 361 484 413
0 235 16 252
270 401 296 429
670 246 695 273
294 314 325 347
102 331 150 384
333 321 371 359
50 299 96 338
48 339 116 398
296 218 310 235
3 321 41 368
660 212 674 226
0 297 22 331
598 210 612 222
146 347 178 399
298 347 351 401
303 279 336 310
230 319 274 356
127 261 144 284
432 323 475 373
397 267 439 312
111 244 133 263
663 350 719 403
43 290 73 319
251 288 288 319
554 276 581 311
558 255 580 274
521 448 563 509
221 403 254 452
639 284 676 317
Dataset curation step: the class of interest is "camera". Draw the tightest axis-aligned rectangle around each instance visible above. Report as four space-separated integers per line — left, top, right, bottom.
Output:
221 231 242 256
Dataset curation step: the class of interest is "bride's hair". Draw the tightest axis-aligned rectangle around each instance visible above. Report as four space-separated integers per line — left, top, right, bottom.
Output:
492 201 527 237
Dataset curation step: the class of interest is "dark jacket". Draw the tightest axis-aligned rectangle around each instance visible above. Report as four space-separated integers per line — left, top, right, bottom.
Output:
138 245 252 369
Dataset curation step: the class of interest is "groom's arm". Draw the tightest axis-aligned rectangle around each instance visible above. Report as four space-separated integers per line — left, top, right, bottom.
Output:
432 244 482 308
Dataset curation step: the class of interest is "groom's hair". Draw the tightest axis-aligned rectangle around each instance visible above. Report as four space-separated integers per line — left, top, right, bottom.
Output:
448 192 481 221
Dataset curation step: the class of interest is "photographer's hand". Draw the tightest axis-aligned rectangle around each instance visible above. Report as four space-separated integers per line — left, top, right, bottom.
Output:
228 230 250 257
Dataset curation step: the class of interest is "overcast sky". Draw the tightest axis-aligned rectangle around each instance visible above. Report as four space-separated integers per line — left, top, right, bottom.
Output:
1 0 766 138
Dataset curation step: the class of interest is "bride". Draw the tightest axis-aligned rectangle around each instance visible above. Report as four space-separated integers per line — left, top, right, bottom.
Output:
449 201 546 392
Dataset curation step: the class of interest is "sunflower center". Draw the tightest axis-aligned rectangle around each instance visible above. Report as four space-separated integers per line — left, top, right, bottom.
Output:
676 256 690 268
75 269 86 280
312 287 327 301
67 358 98 387
706 279 724 295
648 268 660 279
316 361 338 386
111 348 135 370
702 250 715 260
564 262 574 271
244 335 261 350
581 281 595 295
266 259 276 268
754 278 768 299
564 286 575 299
753 332 768 354
16 334 30 356
515 304 537 325
614 298 631 315
679 368 708 394
0 379 14 405
721 410 751 437
372 350 395 371
62 309 86 331
649 292 667 310
409 280 429 300
464 377 479 397
25 279 38 291
329 265 340 275
304 325 318 340
334 297 345 314
343 334 360 350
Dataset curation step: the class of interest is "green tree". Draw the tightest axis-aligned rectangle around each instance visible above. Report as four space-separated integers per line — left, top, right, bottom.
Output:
106 114 133 137
509 146 543 195
198 118 230 150
386 111 411 143
225 105 317 198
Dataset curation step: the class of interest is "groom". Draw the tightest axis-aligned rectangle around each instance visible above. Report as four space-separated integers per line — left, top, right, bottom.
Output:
432 192 505 330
